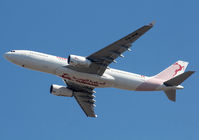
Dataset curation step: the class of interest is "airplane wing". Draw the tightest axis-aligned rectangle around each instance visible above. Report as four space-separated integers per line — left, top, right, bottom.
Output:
64 80 97 117
86 21 155 75
63 22 154 117
68 21 154 75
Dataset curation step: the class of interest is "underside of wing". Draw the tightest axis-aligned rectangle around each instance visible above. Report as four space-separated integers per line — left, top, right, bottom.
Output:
86 21 155 75
67 21 155 76
73 91 97 117
64 80 97 117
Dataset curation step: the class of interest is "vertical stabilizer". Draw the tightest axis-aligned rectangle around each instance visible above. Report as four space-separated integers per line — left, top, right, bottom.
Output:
155 60 189 81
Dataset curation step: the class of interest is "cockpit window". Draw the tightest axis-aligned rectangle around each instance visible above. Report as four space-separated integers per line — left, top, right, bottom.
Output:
10 50 15 52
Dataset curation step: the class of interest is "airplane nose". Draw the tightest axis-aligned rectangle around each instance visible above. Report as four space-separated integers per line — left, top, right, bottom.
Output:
4 52 10 60
3 52 13 61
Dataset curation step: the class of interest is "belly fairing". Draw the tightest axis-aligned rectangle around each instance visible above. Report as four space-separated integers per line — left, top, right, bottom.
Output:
55 66 115 88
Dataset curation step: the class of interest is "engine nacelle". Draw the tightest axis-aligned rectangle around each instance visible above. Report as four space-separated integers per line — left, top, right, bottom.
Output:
50 84 73 97
68 55 91 67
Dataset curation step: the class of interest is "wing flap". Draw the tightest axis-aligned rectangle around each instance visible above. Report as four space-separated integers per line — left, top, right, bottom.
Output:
74 91 97 117
64 80 97 117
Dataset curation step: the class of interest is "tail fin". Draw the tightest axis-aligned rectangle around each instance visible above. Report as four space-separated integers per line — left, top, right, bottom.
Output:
155 60 189 81
163 71 195 102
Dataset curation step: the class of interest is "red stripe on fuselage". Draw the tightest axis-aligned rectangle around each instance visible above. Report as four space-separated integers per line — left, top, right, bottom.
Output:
61 73 106 87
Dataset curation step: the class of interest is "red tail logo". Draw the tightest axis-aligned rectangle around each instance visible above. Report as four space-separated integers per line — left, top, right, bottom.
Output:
173 62 184 77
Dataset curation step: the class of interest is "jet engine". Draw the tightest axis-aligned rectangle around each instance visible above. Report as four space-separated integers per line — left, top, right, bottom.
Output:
68 55 91 67
50 84 73 97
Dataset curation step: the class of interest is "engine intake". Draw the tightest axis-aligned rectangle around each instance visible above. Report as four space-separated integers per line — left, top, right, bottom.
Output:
68 55 91 67
50 84 73 97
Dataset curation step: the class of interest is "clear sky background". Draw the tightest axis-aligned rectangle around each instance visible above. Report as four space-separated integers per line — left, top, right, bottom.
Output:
0 0 198 139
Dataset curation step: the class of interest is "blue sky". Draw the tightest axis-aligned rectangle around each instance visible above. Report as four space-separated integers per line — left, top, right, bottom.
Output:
1 0 198 139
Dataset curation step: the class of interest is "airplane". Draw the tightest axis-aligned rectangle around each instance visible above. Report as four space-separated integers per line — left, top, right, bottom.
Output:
4 22 194 117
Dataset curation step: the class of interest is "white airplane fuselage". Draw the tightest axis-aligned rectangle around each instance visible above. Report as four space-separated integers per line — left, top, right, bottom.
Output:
4 21 195 117
4 50 181 92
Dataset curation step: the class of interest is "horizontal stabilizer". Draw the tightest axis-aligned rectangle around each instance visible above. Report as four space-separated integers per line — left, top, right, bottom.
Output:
164 89 176 102
164 71 195 86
